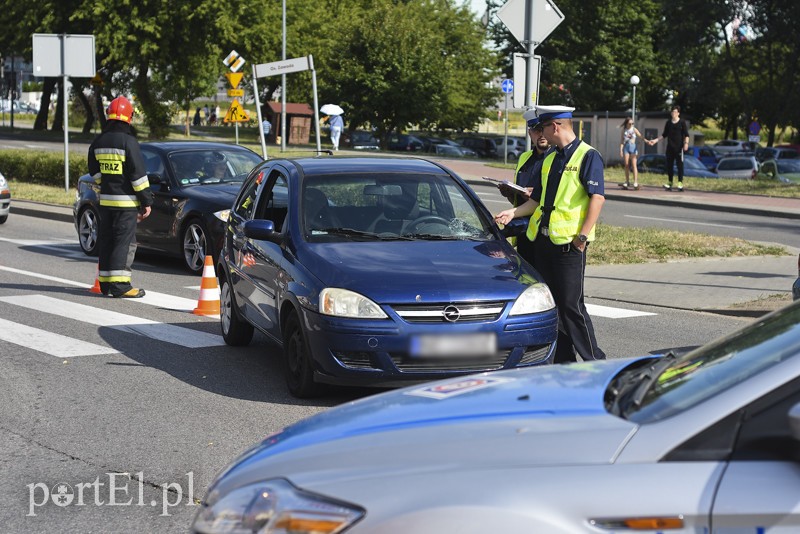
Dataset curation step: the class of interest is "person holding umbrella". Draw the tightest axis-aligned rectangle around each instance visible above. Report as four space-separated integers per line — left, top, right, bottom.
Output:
321 104 344 151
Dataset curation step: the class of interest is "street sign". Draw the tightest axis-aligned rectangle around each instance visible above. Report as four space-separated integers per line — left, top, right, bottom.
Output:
497 0 564 46
748 121 761 136
227 89 244 97
225 72 243 89
501 79 514 94
513 54 541 109
224 99 250 123
222 50 246 73
254 56 310 78
32 34 96 77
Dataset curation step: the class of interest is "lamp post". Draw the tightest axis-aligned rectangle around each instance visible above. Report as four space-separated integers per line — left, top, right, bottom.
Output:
630 75 640 126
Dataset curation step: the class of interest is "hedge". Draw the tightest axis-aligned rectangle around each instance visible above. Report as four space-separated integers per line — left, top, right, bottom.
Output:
0 149 88 188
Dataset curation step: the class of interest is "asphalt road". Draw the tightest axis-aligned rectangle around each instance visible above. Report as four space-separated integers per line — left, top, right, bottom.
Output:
0 210 755 532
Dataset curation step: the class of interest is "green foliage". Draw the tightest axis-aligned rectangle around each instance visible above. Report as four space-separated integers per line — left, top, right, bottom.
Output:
0 149 87 188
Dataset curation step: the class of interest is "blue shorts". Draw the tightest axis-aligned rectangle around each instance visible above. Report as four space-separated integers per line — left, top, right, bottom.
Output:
622 143 638 155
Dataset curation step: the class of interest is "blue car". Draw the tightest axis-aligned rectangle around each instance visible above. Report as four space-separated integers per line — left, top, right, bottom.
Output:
637 153 719 178
218 157 558 397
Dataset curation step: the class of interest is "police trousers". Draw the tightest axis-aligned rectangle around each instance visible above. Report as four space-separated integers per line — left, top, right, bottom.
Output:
97 208 138 297
531 235 606 363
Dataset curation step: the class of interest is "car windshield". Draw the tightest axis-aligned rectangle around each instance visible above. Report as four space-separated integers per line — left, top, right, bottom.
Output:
777 160 800 172
683 156 706 170
303 172 495 242
615 306 800 423
718 158 754 170
168 149 262 185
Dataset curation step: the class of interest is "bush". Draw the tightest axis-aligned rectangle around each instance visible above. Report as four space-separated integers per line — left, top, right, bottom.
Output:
0 149 88 188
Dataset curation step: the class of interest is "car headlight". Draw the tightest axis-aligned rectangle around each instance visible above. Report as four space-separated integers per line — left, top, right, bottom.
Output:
0 171 8 192
192 478 365 534
509 283 556 315
214 209 231 222
319 288 387 319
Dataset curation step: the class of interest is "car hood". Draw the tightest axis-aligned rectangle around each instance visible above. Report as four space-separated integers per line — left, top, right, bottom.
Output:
179 183 242 204
212 358 648 494
298 240 542 302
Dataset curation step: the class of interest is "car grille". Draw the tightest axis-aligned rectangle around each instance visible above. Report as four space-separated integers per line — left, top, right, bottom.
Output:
519 344 552 365
390 301 506 323
389 350 511 372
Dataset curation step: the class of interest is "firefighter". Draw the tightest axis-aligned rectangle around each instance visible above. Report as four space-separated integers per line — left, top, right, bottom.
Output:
88 96 153 298
495 105 606 363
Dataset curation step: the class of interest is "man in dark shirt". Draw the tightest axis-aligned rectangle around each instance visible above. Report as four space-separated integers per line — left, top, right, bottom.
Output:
648 105 689 191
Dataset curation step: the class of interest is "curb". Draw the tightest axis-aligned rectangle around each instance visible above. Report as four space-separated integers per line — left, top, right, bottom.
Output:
11 200 74 224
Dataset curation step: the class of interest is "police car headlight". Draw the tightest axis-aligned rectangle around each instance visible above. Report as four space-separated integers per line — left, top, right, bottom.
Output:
509 283 556 315
192 478 365 534
214 209 231 222
319 288 387 319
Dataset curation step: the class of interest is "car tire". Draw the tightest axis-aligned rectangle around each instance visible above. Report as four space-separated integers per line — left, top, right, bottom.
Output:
282 311 322 398
508 152 518 163
182 219 210 274
0 214 7 224
78 206 100 256
219 271 254 346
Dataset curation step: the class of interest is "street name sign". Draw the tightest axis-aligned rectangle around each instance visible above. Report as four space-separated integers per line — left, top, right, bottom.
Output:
254 57 310 78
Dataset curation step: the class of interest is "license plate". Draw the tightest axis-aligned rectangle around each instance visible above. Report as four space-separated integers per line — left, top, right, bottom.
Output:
409 333 497 358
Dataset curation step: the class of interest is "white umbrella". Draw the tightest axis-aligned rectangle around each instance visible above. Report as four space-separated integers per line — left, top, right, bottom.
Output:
320 104 344 116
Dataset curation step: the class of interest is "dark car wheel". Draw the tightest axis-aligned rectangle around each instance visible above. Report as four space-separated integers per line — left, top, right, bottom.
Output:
78 206 100 256
220 273 254 346
182 219 209 273
283 312 322 398
0 214 7 224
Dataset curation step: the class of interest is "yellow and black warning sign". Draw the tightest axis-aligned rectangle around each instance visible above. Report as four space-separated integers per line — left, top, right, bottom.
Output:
224 98 250 123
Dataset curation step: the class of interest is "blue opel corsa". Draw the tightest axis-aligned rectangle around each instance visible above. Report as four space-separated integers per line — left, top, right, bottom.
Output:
218 157 557 397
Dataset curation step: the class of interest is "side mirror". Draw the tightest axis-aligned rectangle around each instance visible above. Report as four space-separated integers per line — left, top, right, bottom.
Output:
789 403 800 441
148 173 168 191
500 218 529 238
243 219 281 244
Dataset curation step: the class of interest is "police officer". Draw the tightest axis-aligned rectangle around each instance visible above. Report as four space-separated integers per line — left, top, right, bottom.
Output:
497 109 551 264
495 105 606 363
88 96 153 298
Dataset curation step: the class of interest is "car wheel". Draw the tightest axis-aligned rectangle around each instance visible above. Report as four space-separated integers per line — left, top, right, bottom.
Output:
0 214 7 224
219 271 254 346
282 312 321 398
508 152 518 162
78 207 99 256
182 219 209 273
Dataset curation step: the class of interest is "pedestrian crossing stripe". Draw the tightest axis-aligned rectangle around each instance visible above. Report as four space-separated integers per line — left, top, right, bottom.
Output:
586 303 656 319
0 316 118 358
0 295 225 349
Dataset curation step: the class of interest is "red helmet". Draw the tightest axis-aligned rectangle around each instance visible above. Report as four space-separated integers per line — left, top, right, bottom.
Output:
106 96 134 123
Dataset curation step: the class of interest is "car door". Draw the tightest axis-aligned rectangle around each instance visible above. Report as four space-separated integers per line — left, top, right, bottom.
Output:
137 147 179 250
239 167 292 338
710 378 800 532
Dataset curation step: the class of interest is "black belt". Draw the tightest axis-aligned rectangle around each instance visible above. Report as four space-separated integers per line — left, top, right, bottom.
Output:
539 227 550 237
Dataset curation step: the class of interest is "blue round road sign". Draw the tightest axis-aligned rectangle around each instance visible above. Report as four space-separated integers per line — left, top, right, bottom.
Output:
501 79 514 94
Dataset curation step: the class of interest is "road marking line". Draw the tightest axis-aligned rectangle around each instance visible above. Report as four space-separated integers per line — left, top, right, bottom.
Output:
624 215 745 229
586 303 656 318
0 295 225 348
0 317 119 358
0 265 203 313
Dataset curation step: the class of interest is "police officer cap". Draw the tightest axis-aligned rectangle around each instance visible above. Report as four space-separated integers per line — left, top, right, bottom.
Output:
535 105 575 121
522 109 540 128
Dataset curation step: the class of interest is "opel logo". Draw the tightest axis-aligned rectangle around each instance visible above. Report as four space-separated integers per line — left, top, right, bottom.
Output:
442 305 461 322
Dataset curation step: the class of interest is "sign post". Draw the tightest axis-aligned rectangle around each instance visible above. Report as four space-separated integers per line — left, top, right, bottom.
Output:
501 79 514 165
32 33 95 192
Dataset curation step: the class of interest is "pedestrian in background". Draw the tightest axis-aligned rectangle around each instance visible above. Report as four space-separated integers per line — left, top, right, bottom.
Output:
619 116 644 190
494 104 606 364
203 105 210 124
497 108 552 265
87 96 153 298
261 118 272 139
328 113 344 151
193 107 202 127
647 105 689 191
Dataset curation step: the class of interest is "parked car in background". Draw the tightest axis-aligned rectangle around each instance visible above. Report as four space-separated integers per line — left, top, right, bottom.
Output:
194 299 800 534
496 136 528 162
637 153 719 178
712 139 759 155
388 133 424 152
429 143 473 158
755 159 800 184
755 146 798 162
715 155 760 180
73 141 263 273
455 136 499 159
684 146 721 171
419 136 478 158
794 254 800 300
344 130 380 151
217 156 558 397
0 169 10 224
0 99 38 114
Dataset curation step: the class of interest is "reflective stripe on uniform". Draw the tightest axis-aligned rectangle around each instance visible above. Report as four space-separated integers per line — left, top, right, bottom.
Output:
98 275 132 283
99 194 140 208
95 148 126 176
130 175 150 192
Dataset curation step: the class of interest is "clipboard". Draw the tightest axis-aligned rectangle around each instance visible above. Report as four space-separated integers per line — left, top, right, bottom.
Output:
482 176 528 194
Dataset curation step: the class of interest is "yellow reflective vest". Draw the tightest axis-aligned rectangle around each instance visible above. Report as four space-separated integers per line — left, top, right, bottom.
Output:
525 141 596 245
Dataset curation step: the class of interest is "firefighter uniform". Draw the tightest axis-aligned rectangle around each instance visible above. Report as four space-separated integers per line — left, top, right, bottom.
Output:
525 105 606 363
87 96 153 298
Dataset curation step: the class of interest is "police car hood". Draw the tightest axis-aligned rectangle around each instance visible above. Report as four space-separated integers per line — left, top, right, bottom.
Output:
212 358 648 494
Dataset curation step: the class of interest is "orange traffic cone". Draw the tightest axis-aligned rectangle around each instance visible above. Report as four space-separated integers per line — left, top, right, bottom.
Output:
89 263 102 294
193 255 221 316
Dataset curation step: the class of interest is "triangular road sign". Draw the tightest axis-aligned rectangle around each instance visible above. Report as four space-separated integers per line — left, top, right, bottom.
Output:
223 99 250 123
225 72 243 89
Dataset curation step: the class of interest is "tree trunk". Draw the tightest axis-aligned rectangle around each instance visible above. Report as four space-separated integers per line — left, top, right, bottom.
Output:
94 86 107 131
33 77 58 131
75 87 94 134
51 79 64 132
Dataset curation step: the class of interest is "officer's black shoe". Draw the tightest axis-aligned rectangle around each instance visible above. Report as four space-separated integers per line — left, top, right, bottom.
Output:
113 288 146 298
